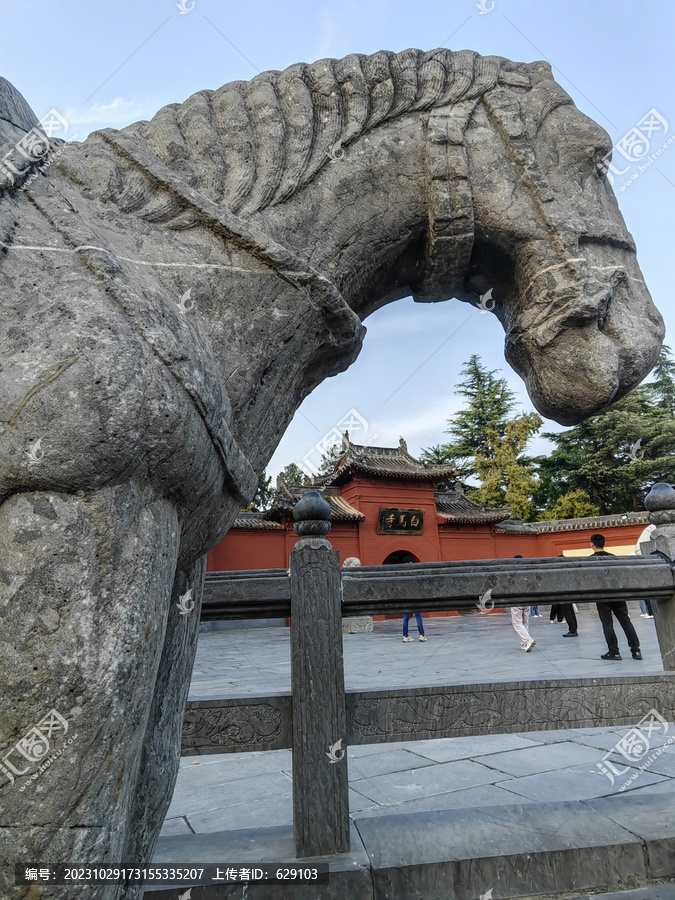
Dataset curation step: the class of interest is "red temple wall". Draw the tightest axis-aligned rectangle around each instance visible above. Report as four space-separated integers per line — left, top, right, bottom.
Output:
339 475 442 564
207 518 646 572
207 472 646 583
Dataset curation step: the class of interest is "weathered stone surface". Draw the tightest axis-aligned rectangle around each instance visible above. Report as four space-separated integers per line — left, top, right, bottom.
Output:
148 822 372 899
289 496 349 856
342 616 374 633
355 800 649 899
199 555 675 619
0 47 665 898
178 674 675 756
182 697 292 755
585 792 675 879
346 675 675 744
642 484 675 668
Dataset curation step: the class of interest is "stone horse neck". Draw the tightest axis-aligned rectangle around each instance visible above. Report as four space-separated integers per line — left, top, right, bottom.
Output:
39 46 662 433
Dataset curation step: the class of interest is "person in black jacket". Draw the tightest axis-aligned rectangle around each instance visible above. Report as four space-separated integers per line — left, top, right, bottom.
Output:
590 534 642 660
553 555 578 636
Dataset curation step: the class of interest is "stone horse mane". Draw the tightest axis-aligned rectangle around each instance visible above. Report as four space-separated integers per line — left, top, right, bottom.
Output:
56 47 573 232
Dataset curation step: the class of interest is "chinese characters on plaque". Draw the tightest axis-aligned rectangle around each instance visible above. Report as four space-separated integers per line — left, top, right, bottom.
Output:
377 508 424 535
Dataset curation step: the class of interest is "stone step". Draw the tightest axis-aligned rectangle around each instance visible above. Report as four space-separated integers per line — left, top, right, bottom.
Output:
144 792 675 899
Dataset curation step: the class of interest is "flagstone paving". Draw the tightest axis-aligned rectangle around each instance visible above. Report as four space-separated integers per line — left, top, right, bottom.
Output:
162 604 674 839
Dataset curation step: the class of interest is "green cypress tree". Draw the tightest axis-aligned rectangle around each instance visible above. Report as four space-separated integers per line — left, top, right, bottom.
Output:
280 462 305 484
534 346 675 516
241 471 274 512
421 354 517 486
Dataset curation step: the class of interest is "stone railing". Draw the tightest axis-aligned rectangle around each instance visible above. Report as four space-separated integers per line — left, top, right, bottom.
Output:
188 485 675 858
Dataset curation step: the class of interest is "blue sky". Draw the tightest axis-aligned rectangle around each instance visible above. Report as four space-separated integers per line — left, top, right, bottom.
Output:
4 0 673 481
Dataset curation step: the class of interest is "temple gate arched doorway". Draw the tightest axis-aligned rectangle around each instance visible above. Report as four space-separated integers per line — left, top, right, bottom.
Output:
382 550 420 565
382 551 420 621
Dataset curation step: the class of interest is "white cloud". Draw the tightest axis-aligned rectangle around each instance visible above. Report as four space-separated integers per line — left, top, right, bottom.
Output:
61 97 160 133
369 395 462 453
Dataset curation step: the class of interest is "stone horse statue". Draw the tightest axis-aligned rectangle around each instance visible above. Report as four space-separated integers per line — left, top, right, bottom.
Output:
0 47 664 898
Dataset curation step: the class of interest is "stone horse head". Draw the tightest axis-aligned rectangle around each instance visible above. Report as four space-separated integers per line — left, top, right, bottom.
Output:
0 48 664 899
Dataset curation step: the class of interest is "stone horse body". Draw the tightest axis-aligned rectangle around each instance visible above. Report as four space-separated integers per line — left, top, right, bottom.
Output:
0 48 664 898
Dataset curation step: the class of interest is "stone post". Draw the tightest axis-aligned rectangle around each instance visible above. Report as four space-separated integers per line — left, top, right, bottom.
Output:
289 492 350 857
644 483 675 670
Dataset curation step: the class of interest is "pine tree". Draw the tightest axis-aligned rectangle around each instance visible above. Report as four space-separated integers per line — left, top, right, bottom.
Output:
241 471 274 512
419 444 457 492
280 462 305 484
648 345 675 414
534 346 675 516
422 355 541 513
319 442 346 475
442 355 517 483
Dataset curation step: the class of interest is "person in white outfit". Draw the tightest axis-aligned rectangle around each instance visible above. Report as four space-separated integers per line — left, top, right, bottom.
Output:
511 606 536 651
510 556 535 651
634 524 656 617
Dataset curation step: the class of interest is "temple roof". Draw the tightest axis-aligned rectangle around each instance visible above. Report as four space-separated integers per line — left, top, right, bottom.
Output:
322 434 458 485
434 490 511 525
494 510 650 534
231 513 284 530
269 481 365 522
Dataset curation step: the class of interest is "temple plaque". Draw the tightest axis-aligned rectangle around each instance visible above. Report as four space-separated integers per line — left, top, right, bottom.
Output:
377 508 424 535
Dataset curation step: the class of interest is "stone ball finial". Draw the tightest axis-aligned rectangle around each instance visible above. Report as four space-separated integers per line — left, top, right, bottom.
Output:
293 490 332 537
644 483 675 525
342 557 361 567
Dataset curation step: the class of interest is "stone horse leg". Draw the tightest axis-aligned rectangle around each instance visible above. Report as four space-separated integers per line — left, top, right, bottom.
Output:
0 479 201 900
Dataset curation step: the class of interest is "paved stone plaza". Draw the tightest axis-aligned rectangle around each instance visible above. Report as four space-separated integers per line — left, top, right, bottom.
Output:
189 605 667 701
150 605 675 898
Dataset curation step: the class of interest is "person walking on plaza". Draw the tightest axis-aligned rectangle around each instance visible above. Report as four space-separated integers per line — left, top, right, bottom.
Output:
510 557 535 651
402 611 426 642
549 602 565 624
551 555 578 636
559 602 578 636
510 604 536 652
635 524 656 618
590 533 642 660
